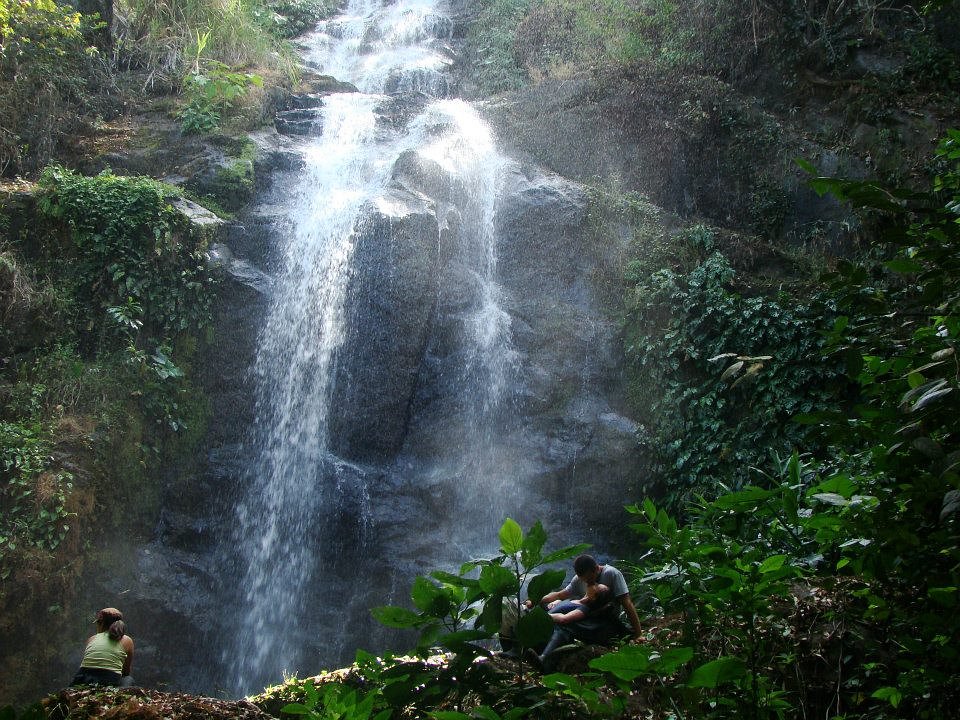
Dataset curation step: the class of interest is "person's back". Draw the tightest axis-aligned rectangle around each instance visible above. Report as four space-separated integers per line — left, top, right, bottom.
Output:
71 607 135 688
80 632 127 675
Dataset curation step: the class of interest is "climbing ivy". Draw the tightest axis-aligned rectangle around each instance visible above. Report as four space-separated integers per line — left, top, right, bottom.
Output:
624 225 840 508
0 385 72 579
36 166 215 346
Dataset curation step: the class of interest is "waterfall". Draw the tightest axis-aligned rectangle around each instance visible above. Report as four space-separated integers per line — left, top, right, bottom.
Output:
225 0 517 694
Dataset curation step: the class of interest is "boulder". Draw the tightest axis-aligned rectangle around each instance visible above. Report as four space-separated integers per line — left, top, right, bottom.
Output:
327 188 442 461
275 108 324 136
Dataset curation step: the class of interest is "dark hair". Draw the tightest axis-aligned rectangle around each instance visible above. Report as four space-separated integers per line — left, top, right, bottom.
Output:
573 554 599 575
107 620 126 641
96 607 124 638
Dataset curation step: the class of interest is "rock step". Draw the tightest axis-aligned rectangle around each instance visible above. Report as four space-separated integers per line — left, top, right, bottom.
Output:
275 108 323 136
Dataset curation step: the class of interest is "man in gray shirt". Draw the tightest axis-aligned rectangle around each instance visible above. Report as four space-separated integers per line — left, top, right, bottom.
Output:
540 554 642 637
531 554 643 670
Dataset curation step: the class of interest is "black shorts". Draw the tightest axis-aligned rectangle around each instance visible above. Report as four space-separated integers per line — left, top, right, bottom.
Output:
71 667 123 687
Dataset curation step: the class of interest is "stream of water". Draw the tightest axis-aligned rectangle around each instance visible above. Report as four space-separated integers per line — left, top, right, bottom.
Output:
225 0 517 694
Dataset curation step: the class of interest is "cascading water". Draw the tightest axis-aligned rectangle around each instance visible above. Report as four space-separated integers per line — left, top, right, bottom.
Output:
225 0 519 694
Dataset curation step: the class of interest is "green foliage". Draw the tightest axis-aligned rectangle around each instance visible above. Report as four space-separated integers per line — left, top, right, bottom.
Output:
256 0 339 39
0 704 45 720
179 30 264 134
115 0 297 87
780 130 960 717
280 679 389 720
624 224 839 507
374 519 587 664
625 476 815 718
0 386 73 579
36 166 215 341
33 166 216 433
0 0 103 175
464 0 530 96
372 519 592 710
514 0 647 77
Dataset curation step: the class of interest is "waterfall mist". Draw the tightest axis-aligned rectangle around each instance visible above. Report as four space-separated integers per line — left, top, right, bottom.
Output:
223 0 530 694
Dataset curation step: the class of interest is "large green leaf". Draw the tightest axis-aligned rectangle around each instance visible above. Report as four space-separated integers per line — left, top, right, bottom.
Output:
430 569 479 588
479 594 503 633
589 645 653 680
439 629 492 654
651 646 694 674
516 606 554 648
371 605 421 628
758 554 788 573
712 486 772 509
479 563 518 595
521 520 548 567
542 543 591 566
528 569 566 605
686 656 747 688
411 576 448 616
499 517 524 554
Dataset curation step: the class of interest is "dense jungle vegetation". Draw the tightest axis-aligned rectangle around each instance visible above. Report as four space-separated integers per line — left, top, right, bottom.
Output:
2 0 960 718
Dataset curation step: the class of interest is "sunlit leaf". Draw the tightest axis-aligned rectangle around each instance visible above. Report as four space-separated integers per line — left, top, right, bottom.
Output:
499 518 523 554
687 656 747 688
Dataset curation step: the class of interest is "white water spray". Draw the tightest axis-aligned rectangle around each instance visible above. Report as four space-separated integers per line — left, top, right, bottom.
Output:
226 0 518 694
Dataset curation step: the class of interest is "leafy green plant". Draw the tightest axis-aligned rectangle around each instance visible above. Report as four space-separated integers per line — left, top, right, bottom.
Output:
280 679 389 720
626 482 807 719
255 0 340 39
0 393 74 579
464 0 530 96
624 225 840 508
115 0 297 89
777 130 960 718
374 519 587 672
0 0 104 175
178 29 264 134
36 165 215 342
34 166 215 434
372 519 593 712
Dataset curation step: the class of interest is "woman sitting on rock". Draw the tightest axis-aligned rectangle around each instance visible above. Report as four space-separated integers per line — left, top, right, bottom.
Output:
71 607 135 687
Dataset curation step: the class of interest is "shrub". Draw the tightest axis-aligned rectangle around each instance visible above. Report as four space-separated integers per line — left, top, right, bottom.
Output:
0 386 73 580
179 31 264 134
114 0 297 87
0 0 106 176
624 225 840 508
36 166 215 343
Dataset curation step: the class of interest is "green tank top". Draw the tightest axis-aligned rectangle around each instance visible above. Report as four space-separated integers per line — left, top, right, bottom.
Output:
80 632 126 673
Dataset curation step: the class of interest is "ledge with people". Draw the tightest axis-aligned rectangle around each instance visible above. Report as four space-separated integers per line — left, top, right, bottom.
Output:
500 553 643 672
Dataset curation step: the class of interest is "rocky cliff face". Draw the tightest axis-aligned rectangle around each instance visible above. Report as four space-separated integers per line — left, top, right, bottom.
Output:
14 0 954 704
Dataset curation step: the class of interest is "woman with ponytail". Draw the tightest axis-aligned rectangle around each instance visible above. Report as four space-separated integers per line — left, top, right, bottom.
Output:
71 607 135 687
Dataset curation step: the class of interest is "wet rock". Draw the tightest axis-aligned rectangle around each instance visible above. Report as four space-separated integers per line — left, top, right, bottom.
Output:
169 196 226 244
496 168 589 296
328 189 442 462
300 72 360 95
384 68 451 97
275 108 324 136
208 243 273 295
376 92 433 132
249 128 305 175
288 92 328 109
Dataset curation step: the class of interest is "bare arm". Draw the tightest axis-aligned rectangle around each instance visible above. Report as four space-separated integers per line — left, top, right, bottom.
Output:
526 587 572 609
121 636 134 676
619 594 642 639
549 606 586 625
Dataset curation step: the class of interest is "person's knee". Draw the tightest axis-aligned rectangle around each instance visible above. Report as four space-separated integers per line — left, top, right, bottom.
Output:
119 675 135 688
